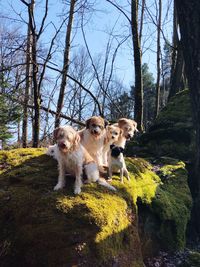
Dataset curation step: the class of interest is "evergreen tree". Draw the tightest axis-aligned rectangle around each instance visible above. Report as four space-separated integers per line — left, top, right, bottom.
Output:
0 77 21 148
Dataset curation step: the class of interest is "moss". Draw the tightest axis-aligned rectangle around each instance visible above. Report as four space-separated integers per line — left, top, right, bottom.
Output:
0 148 148 267
0 149 192 266
133 90 195 160
139 157 192 257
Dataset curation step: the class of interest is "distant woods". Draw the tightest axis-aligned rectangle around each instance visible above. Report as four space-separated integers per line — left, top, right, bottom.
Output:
0 0 186 148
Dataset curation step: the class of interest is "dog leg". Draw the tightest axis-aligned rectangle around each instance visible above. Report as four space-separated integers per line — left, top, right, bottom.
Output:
124 168 130 181
120 168 124 183
108 165 113 181
74 165 83 195
97 178 116 191
54 161 66 190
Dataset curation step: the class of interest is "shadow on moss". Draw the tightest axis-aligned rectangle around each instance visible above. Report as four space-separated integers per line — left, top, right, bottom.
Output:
0 149 192 266
0 149 144 267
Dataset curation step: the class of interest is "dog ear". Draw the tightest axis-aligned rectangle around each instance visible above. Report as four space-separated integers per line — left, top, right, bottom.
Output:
118 118 128 128
86 118 91 129
132 120 139 132
73 133 80 149
104 119 109 128
53 128 60 141
110 144 115 150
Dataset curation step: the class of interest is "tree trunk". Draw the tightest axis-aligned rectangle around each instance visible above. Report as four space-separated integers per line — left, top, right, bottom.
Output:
55 0 76 128
131 0 143 131
168 42 185 99
139 0 145 42
175 0 200 234
22 22 32 148
155 0 162 117
27 0 40 148
168 3 186 100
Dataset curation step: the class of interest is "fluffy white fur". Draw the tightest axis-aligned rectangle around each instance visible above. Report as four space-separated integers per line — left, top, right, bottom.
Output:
51 125 116 194
46 144 58 160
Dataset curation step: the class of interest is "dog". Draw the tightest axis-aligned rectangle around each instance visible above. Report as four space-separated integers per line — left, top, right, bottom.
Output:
108 144 130 183
79 116 108 168
102 124 122 166
46 144 58 160
52 125 116 194
114 118 138 148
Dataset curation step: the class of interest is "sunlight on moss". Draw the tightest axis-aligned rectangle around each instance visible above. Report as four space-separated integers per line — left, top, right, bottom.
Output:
0 148 192 266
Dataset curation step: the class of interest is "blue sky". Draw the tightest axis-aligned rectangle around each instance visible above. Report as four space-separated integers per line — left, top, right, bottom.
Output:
1 0 173 90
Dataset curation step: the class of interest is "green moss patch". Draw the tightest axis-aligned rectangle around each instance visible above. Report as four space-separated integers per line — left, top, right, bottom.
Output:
132 90 195 160
0 149 192 266
138 157 192 257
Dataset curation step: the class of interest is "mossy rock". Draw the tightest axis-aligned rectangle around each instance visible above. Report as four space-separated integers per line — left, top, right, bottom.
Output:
138 157 192 258
129 90 195 160
0 149 192 266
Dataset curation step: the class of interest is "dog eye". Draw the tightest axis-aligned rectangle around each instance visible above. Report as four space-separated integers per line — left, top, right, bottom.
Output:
91 124 96 127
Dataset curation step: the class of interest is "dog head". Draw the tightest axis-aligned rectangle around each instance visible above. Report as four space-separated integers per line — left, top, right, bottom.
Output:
54 126 80 153
86 116 108 138
110 144 124 158
106 125 122 143
118 118 138 140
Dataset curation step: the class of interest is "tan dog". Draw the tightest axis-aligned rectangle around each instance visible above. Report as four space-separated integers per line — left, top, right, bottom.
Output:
53 125 116 194
114 118 138 148
102 125 122 166
79 116 108 168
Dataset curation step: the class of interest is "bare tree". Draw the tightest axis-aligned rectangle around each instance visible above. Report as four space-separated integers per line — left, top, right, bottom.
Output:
55 0 76 128
22 10 32 148
175 0 200 234
168 2 186 100
155 0 162 117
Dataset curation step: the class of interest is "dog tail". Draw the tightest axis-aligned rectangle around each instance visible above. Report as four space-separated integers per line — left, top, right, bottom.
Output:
97 178 117 191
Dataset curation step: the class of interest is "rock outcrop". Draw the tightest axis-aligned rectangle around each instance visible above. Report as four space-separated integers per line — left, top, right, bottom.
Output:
0 147 192 266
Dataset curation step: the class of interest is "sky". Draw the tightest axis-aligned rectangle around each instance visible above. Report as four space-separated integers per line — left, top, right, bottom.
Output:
0 0 173 90
0 0 173 143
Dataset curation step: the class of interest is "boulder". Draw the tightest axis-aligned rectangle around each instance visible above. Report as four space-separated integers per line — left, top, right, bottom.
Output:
0 148 192 266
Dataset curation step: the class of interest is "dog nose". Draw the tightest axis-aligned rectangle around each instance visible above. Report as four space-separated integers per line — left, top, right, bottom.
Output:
112 136 115 139
59 142 66 149
94 129 98 134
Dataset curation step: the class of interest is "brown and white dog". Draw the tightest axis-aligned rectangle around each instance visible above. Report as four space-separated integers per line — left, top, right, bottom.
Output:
114 118 138 148
79 116 108 168
52 125 116 194
102 124 122 166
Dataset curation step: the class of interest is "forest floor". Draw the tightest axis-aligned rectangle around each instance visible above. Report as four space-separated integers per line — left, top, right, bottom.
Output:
145 244 200 266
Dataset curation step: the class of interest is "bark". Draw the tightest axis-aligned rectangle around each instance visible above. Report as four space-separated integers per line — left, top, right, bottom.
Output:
55 0 76 128
168 42 185 99
22 22 32 148
131 0 144 131
28 0 40 148
155 0 162 117
139 0 145 42
168 3 186 100
175 0 200 233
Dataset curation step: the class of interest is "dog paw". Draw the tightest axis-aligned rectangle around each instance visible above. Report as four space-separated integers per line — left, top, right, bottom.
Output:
54 183 64 190
74 187 81 195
